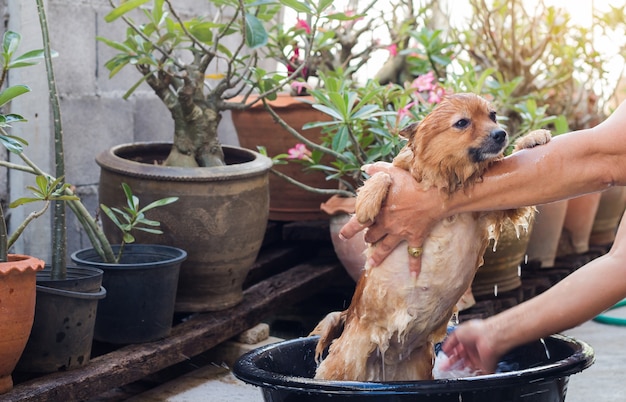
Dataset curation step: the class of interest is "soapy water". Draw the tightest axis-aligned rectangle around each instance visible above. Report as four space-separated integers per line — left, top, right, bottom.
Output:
433 350 522 379
432 325 527 379
432 351 480 379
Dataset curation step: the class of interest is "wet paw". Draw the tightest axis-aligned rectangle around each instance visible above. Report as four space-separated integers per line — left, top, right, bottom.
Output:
355 172 393 224
513 129 551 152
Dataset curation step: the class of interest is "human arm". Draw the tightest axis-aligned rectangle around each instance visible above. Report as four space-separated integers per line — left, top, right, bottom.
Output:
441 213 626 373
341 99 626 274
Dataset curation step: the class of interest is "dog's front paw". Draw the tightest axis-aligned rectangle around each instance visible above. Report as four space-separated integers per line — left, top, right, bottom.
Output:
513 129 551 152
355 172 393 224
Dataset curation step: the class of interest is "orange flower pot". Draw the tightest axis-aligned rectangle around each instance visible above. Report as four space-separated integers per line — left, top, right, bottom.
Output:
0 254 45 394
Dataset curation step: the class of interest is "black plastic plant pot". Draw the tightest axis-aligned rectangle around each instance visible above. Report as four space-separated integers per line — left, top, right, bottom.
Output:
233 335 594 402
71 244 186 344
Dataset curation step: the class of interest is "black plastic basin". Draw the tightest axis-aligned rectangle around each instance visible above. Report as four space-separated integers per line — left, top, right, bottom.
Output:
233 334 594 402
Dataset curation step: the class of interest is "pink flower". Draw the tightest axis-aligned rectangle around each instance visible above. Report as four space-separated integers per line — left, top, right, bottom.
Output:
294 18 311 34
411 71 436 92
398 100 418 120
287 143 312 161
291 81 310 95
387 44 398 57
427 87 446 104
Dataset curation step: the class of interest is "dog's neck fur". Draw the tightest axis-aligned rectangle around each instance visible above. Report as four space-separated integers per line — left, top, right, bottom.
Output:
393 143 501 195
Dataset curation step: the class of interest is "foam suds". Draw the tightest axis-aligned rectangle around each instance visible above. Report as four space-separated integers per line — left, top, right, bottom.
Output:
432 351 481 379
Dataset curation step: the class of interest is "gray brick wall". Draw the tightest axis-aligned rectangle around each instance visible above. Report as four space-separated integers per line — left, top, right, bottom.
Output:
2 0 242 261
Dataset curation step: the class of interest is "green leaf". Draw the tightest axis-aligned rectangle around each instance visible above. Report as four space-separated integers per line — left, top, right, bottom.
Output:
9 49 54 69
104 0 151 22
189 22 216 43
244 13 268 49
2 31 20 58
122 232 135 244
311 104 343 120
135 227 164 235
0 133 27 153
279 0 312 14
0 85 30 107
140 196 178 213
9 197 44 208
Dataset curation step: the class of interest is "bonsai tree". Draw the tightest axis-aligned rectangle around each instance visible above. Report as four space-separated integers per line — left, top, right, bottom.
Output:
97 0 421 167
97 0 308 168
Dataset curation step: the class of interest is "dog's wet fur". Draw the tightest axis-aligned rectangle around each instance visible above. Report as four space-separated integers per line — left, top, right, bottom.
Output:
311 93 551 381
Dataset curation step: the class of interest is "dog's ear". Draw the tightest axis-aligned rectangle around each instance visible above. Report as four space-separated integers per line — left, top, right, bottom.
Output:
399 122 419 140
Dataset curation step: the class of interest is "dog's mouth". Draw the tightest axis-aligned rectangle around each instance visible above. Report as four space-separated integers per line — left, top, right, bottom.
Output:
468 128 508 162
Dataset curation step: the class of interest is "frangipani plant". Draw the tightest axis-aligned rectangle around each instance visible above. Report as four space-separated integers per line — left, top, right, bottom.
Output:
98 0 310 169
261 69 450 197
100 183 178 263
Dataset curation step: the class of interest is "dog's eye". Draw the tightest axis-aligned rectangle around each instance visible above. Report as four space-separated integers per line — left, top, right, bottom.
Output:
489 111 497 122
454 118 470 129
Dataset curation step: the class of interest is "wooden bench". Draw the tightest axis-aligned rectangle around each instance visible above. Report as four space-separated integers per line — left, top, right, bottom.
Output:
4 222 346 402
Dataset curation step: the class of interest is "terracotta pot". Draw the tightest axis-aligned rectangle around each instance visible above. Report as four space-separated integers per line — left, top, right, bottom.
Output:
525 201 568 268
321 196 365 281
590 187 626 246
233 94 335 221
472 218 534 297
558 193 602 257
97 143 271 312
0 254 45 394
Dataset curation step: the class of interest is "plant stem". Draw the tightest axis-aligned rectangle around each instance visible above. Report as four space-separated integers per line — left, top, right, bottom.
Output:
36 0 67 279
262 100 352 164
7 201 50 250
269 169 353 198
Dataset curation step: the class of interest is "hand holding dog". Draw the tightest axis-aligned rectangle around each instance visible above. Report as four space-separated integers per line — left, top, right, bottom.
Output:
340 162 447 277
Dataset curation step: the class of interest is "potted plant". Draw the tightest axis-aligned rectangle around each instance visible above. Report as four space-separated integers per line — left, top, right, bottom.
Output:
260 69 449 280
232 0 408 220
95 0 320 312
2 2 181 374
0 28 69 392
71 183 186 344
232 0 426 221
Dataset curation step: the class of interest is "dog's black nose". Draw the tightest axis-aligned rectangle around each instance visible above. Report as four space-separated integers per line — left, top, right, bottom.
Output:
490 128 507 144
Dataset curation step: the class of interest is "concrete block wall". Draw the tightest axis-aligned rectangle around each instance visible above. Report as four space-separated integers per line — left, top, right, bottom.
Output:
2 0 241 261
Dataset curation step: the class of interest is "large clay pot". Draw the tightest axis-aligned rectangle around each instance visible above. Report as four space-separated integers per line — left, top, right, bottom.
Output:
233 94 335 221
590 187 626 246
0 254 45 394
472 218 534 297
96 143 272 312
525 201 568 268
558 193 602 257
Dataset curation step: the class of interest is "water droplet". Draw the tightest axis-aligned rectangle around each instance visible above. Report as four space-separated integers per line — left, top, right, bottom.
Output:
539 338 551 360
494 284 498 297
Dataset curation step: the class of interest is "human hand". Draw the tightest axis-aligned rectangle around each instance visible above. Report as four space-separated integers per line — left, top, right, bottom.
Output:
339 162 444 277
441 320 501 374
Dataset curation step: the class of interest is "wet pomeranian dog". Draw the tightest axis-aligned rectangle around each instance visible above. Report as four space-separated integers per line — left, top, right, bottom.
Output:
311 93 551 381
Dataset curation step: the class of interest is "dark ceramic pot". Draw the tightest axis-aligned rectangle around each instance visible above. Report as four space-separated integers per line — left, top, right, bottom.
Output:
96 142 271 312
